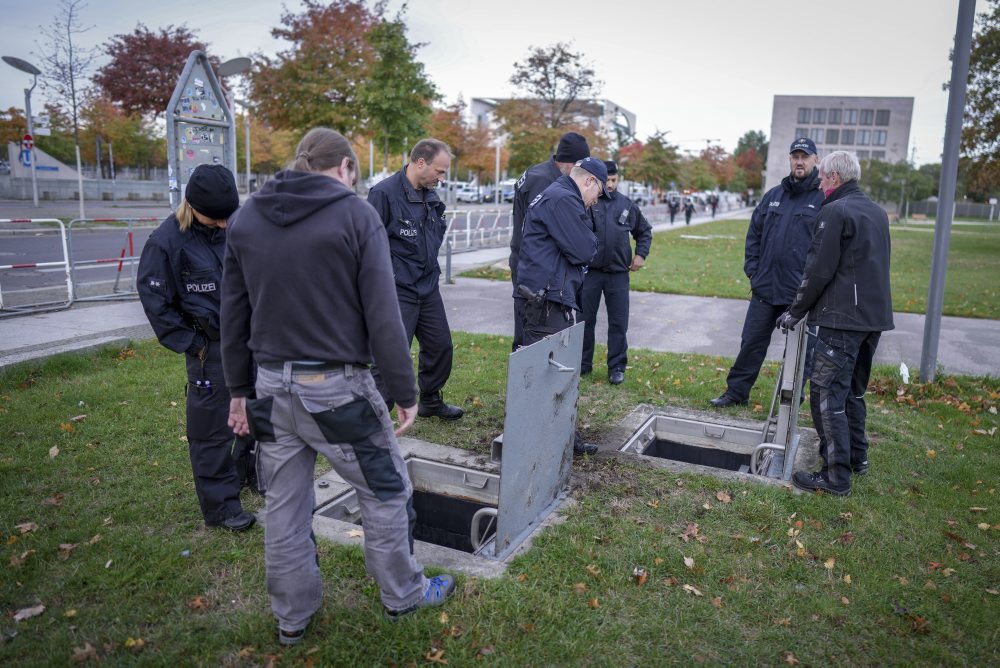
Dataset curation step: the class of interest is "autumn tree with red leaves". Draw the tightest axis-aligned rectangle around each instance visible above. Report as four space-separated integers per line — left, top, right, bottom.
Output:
92 24 210 119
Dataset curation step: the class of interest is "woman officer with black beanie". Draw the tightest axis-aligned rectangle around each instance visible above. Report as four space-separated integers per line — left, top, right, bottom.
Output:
137 164 256 531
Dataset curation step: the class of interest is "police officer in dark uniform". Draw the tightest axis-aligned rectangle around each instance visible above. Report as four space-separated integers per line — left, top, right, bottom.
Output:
367 138 463 420
580 161 652 385
509 132 590 349
137 164 255 531
517 157 602 455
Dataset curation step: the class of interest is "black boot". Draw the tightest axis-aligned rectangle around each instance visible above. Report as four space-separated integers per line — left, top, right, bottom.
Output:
418 391 464 420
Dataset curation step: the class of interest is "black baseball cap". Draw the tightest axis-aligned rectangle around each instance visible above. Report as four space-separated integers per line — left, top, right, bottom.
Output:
576 157 608 195
789 137 817 155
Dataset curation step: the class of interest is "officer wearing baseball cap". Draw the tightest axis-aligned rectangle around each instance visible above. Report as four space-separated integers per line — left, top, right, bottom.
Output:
709 137 824 408
515 156 600 455
509 132 591 349
138 164 258 531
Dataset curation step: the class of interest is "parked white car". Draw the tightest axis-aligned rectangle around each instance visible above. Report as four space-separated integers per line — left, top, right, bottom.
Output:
455 185 482 203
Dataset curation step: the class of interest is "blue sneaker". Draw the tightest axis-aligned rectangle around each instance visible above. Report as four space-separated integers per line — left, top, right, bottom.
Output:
384 574 456 620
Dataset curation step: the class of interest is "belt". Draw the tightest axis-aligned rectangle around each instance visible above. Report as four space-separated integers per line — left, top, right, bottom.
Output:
258 361 354 373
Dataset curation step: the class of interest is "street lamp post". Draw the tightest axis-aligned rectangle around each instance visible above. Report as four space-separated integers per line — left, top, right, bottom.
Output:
2 55 41 207
217 57 252 192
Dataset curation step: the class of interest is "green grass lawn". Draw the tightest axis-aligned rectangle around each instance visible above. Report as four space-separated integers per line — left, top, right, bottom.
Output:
2 336 998 665
466 220 1000 319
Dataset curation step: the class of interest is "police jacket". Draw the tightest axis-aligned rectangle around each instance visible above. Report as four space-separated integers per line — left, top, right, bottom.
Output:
744 167 824 306
138 214 226 355
510 158 562 272
367 168 447 303
590 190 652 272
788 180 894 332
221 169 417 405
516 175 598 311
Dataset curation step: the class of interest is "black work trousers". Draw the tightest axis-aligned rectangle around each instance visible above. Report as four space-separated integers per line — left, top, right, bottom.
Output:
374 288 454 405
725 295 811 402
580 269 630 374
811 328 881 492
184 340 245 524
510 258 524 351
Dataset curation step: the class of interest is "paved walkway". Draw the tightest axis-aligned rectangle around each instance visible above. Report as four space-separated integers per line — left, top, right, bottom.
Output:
2 204 997 378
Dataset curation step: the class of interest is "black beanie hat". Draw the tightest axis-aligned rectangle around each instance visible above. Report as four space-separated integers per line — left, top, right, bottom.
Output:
185 164 239 220
604 160 618 175
553 132 590 163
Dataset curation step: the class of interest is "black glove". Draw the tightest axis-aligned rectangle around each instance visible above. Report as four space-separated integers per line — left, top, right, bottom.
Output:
775 311 800 333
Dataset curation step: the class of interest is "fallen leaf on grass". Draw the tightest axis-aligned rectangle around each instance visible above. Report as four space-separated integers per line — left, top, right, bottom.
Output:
663 576 679 586
49 446 59 459
977 523 990 530
10 549 35 567
683 556 695 569
87 534 101 545
702 503 712 510
715 491 732 504
838 532 856 546
585 564 601 577
680 523 700 542
824 558 836 570
70 414 87 422
58 543 77 560
424 648 448 665
477 646 494 657
783 651 800 665
841 596 850 605
969 507 987 513
42 493 64 507
587 598 600 608
654 557 665 565
682 584 703 597
647 499 660 509
839 512 853 520
773 618 792 626
65 609 77 617
187 596 208 612
14 604 45 621
926 449 936 458
516 574 526 582
986 588 999 595
59 423 75 433
71 642 97 663
15 522 37 534
124 637 145 653
438 611 449 624
924 580 938 590
843 574 852 584
104 560 113 569
573 582 588 594
711 597 723 609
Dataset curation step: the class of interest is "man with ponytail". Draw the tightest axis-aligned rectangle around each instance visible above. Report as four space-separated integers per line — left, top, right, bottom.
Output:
221 128 455 644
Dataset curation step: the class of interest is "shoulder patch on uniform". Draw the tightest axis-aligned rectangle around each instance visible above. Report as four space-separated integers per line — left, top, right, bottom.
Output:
529 193 543 208
516 173 526 189
807 204 816 208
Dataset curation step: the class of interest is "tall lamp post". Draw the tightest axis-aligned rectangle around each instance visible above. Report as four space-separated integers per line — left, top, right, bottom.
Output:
217 57 252 192
2 55 41 207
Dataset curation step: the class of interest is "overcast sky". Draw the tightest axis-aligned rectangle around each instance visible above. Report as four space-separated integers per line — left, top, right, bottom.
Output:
0 0 971 165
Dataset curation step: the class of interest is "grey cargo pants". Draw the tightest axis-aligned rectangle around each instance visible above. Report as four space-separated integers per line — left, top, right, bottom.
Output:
248 362 426 631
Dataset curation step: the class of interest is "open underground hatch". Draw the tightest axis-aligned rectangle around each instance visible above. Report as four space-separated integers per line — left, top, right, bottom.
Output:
315 458 500 555
620 414 763 473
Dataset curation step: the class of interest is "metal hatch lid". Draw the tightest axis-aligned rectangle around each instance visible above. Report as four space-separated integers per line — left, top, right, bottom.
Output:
494 322 583 560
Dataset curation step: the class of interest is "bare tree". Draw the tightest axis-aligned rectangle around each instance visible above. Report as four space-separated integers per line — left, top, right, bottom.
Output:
35 0 98 145
509 42 602 129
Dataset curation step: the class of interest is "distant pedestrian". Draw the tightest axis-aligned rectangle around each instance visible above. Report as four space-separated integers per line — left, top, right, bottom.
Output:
683 198 695 225
710 194 719 218
517 157 601 455
669 198 679 224
221 128 455 644
367 139 464 421
709 138 824 408
580 161 652 385
509 132 591 349
137 164 256 533
782 150 894 497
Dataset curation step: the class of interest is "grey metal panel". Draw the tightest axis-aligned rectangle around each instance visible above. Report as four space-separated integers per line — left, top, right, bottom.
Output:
165 51 235 209
495 322 583 559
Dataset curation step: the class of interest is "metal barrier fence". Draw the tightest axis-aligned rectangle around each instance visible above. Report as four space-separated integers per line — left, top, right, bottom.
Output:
444 209 513 249
0 217 160 316
66 218 160 302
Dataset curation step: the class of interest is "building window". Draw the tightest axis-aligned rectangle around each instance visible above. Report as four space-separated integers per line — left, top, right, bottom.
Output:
859 109 875 125
828 108 842 124
826 129 840 144
810 128 825 143
841 129 855 145
844 109 857 125
856 150 870 159
858 129 871 145
875 110 890 126
797 108 811 123
794 128 808 139
872 150 886 160
873 130 887 146
813 108 826 123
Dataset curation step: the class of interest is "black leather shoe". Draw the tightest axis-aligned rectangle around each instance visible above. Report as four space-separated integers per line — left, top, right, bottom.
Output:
709 393 748 408
609 369 625 385
573 432 598 456
418 392 464 420
208 510 256 532
852 460 869 476
792 471 850 497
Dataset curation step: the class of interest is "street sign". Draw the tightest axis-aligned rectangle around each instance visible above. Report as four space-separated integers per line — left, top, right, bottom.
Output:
22 134 33 150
